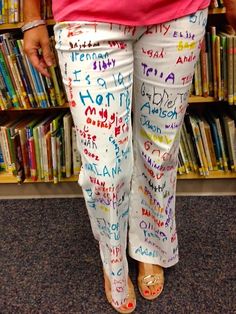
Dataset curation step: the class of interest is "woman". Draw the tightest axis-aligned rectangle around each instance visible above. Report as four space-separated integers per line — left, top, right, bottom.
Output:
23 1 236 313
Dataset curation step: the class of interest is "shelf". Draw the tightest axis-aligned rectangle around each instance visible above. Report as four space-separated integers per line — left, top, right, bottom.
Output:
177 171 236 180
1 170 235 184
0 172 79 184
208 8 226 14
188 96 219 103
3 104 70 111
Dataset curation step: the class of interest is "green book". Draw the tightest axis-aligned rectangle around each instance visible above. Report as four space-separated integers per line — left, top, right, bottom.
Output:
0 47 19 108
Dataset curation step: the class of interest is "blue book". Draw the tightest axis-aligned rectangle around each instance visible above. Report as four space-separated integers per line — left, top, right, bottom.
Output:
206 111 224 170
0 145 5 171
28 61 48 108
0 48 19 108
12 43 37 108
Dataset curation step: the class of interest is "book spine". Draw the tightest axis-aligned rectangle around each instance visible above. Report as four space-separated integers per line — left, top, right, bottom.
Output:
16 39 39 107
18 128 30 178
198 120 213 171
51 133 58 183
42 130 49 181
200 36 209 97
184 114 204 175
0 69 11 109
194 59 200 96
49 64 64 106
0 47 19 107
11 132 25 184
56 134 62 181
0 127 9 172
233 36 236 105
204 123 218 170
215 35 222 100
179 140 190 174
215 118 229 171
0 144 6 171
193 122 209 176
45 131 53 181
6 126 17 175
206 32 214 96
33 126 42 180
72 126 81 176
13 44 36 108
63 114 72 178
28 136 37 181
60 126 66 178
0 126 12 173
210 26 218 99
227 36 234 105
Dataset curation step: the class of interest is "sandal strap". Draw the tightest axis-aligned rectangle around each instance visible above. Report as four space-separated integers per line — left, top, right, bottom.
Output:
139 273 164 286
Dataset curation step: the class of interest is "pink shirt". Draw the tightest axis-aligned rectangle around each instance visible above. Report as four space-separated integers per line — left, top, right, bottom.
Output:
52 0 210 26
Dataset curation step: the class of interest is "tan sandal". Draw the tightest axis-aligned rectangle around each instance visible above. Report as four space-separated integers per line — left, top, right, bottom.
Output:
104 271 136 314
138 263 164 300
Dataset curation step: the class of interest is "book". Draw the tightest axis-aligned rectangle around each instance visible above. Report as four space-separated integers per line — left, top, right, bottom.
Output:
12 38 37 108
219 30 234 105
202 118 218 171
25 118 41 181
211 110 230 171
206 31 214 96
198 116 213 171
189 114 209 176
15 117 33 178
194 59 201 96
0 33 25 108
11 132 25 184
0 119 19 175
219 33 228 101
16 39 40 107
50 113 64 183
200 36 209 97
0 44 19 108
206 111 224 170
63 112 72 178
60 125 66 178
32 123 42 180
38 115 55 180
72 126 81 176
0 144 6 171
179 139 190 174
223 114 236 171
45 130 53 181
185 113 204 175
182 121 198 172
215 35 222 100
233 35 236 105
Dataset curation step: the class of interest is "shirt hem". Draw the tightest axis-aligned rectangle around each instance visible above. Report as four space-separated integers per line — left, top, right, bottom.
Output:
53 5 209 27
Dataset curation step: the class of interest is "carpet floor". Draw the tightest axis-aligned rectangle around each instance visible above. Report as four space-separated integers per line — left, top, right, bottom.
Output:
1 196 235 314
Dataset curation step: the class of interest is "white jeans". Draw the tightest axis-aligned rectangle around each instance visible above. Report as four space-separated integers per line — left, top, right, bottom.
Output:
54 9 207 307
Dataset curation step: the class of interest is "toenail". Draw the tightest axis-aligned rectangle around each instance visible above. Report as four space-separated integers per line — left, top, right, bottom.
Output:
127 302 134 308
144 290 150 295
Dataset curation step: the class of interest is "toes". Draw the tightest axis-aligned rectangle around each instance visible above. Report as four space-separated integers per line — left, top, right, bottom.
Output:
150 284 162 296
120 300 135 311
142 286 151 296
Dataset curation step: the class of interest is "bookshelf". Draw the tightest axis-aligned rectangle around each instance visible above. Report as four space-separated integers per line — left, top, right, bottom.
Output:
0 5 236 198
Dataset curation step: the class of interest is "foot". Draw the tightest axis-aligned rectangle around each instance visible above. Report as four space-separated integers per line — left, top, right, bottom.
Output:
104 271 136 314
138 262 164 300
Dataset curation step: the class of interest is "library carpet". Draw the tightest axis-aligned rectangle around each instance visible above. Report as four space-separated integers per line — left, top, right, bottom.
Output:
1 196 235 314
